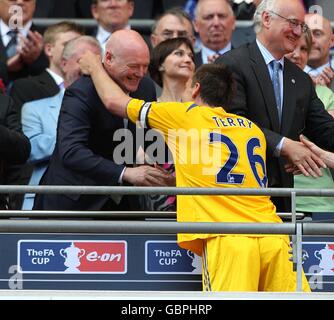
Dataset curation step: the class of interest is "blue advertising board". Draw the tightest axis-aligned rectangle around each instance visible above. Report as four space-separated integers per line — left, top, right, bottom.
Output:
0 233 333 291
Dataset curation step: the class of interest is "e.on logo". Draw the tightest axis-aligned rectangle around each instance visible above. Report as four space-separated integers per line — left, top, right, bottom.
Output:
18 240 127 274
75 241 126 273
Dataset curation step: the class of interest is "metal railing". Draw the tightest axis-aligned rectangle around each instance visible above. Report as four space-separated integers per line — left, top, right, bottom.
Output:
1 185 334 292
32 18 254 31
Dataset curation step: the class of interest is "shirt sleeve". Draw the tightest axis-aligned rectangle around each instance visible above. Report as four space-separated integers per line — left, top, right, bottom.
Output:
127 98 194 134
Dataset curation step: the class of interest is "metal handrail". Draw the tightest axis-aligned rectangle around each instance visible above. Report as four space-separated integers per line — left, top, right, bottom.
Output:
1 185 334 196
0 210 305 219
0 185 333 292
32 18 254 29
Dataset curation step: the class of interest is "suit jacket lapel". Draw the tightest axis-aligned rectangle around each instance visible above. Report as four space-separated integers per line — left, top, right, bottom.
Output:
48 92 63 123
248 42 280 133
194 51 203 69
36 70 60 95
281 59 297 135
0 25 7 62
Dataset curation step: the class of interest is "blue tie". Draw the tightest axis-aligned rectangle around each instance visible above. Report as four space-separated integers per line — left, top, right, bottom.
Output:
6 30 18 58
270 60 282 124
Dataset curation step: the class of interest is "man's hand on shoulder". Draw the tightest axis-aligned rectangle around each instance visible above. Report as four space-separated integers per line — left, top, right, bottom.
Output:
122 165 173 186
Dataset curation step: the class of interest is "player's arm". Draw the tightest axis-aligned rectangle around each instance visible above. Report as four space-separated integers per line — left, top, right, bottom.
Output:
78 51 131 118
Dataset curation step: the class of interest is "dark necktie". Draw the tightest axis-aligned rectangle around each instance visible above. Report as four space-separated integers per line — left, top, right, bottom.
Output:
270 60 282 124
6 30 18 58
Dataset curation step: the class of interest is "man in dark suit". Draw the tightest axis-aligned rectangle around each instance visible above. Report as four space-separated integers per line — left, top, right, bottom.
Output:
33 30 164 211
193 0 236 68
0 0 48 86
0 94 30 209
216 0 334 212
7 21 83 210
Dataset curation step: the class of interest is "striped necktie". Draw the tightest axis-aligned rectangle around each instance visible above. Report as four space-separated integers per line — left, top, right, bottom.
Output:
270 60 282 124
6 30 18 58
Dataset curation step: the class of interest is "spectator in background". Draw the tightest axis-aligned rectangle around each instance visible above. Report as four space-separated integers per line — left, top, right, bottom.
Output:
150 7 195 97
0 93 30 209
0 0 47 87
193 0 236 67
7 21 83 210
90 0 134 52
10 22 84 113
284 28 334 218
33 30 163 211
232 0 262 20
21 36 102 210
140 37 195 212
304 13 334 90
150 7 195 48
215 0 334 212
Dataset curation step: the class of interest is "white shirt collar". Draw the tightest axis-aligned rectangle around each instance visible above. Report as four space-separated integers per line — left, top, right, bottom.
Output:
304 62 331 77
1 19 32 46
46 68 64 87
96 24 131 54
201 42 232 64
96 24 112 47
256 39 285 69
233 0 255 4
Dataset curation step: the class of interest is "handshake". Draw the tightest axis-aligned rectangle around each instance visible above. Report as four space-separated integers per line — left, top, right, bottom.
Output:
284 135 334 177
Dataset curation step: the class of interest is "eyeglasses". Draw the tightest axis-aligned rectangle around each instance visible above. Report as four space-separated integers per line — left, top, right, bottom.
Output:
269 11 309 33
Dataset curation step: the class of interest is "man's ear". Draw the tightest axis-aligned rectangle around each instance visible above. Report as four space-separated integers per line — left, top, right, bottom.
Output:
44 42 52 58
91 4 98 20
262 10 271 29
330 34 334 48
191 82 201 100
104 51 114 65
150 33 158 48
60 57 66 71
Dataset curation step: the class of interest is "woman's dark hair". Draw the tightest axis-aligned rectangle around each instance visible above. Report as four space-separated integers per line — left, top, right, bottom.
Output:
149 37 194 87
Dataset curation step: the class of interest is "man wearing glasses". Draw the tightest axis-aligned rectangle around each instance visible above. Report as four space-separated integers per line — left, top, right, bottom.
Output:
216 0 334 213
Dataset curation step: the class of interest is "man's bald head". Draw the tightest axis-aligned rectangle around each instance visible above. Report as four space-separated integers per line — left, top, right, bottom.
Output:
103 30 150 93
105 29 150 59
305 13 334 67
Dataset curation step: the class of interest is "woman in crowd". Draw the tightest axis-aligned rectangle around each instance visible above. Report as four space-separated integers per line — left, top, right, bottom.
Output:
142 37 195 211
285 28 334 217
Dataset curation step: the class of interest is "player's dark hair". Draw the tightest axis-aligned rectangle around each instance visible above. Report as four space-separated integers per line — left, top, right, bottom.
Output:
192 64 235 108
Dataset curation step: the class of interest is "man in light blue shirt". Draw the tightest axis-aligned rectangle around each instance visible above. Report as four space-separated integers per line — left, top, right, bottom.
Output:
21 36 101 210
304 13 334 90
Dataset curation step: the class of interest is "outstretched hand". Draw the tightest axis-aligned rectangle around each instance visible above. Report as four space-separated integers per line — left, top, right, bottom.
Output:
285 135 334 174
78 51 102 75
281 137 326 177
299 135 334 169
122 165 174 186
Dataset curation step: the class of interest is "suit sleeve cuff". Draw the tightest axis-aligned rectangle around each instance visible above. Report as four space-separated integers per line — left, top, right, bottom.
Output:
274 137 285 157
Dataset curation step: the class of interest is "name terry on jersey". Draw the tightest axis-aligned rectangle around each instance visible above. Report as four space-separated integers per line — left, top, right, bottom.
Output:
212 116 252 129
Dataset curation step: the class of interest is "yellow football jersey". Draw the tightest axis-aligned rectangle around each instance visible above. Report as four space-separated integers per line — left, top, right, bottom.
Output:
127 99 282 255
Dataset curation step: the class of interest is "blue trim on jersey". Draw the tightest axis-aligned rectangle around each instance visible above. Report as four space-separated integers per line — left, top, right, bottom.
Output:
186 103 198 112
